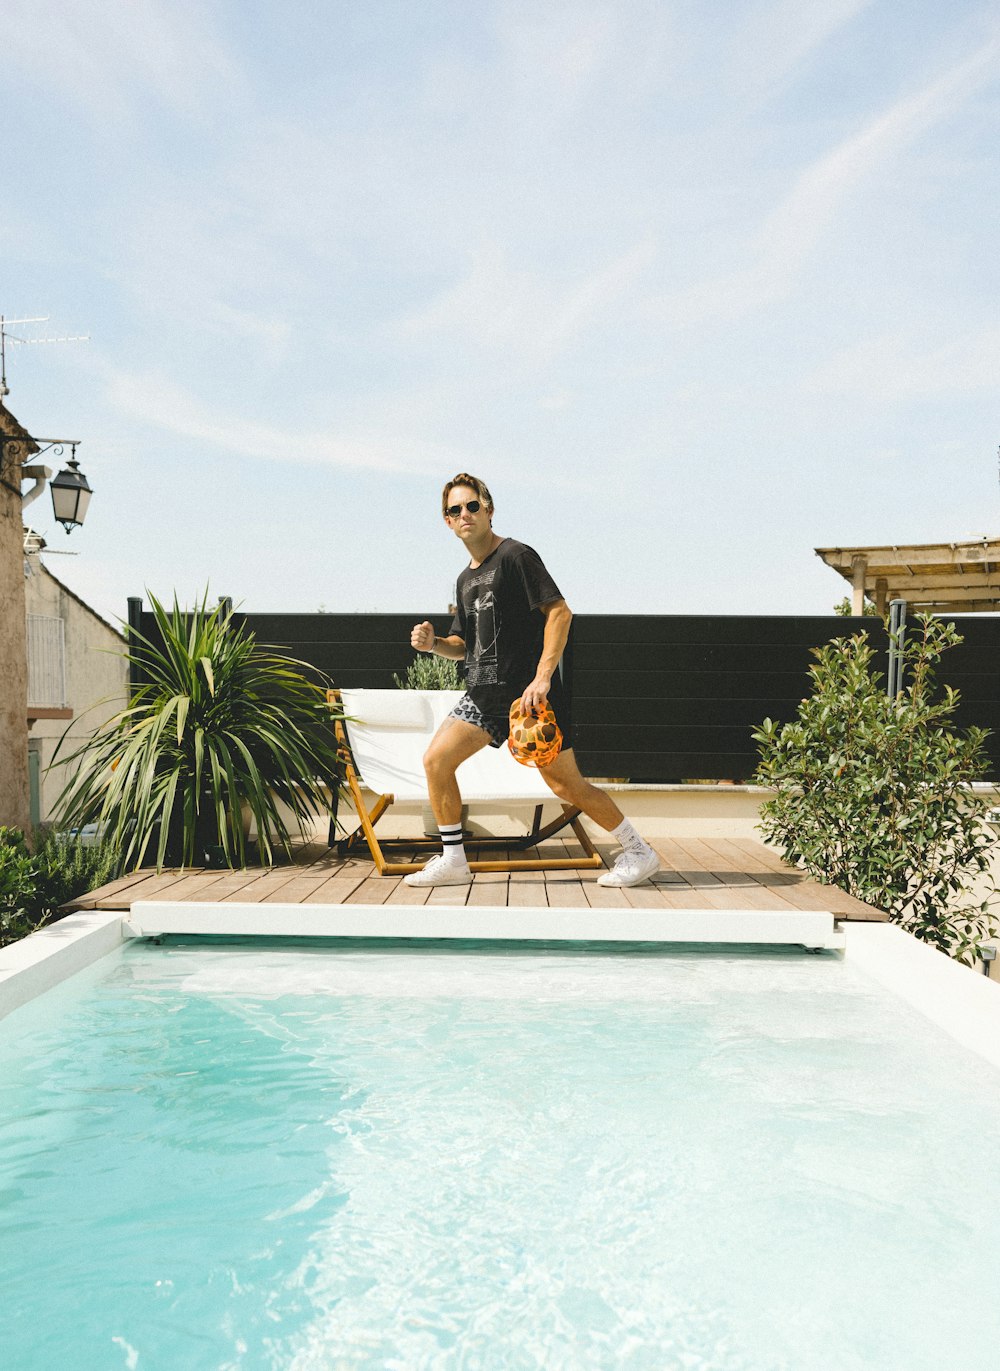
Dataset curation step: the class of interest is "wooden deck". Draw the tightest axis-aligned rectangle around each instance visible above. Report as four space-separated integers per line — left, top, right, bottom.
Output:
70 835 887 922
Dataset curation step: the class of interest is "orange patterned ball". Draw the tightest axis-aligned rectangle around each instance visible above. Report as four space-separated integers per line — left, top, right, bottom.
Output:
507 696 563 768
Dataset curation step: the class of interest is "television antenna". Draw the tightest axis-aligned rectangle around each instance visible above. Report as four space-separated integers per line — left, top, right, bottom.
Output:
23 528 78 556
1 314 91 398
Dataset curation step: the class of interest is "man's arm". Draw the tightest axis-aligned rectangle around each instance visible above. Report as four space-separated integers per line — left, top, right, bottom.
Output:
411 620 465 659
521 599 572 714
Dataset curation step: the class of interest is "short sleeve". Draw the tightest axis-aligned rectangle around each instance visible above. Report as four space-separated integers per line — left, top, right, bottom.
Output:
515 545 562 611
449 581 465 638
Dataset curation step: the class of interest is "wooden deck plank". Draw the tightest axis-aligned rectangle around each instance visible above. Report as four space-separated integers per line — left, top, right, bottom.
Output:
544 880 586 907
672 836 749 873
620 883 672 909
725 837 798 872
467 878 509 907
147 872 237 901
581 881 630 909
425 885 472 907
700 836 778 873
384 880 431 905
260 877 338 904
349 875 403 905
652 886 717 910
507 880 548 907
184 872 272 902
662 838 808 912
218 871 301 903
72 867 209 910
714 839 887 919
300 875 371 904
76 822 881 923
65 869 161 909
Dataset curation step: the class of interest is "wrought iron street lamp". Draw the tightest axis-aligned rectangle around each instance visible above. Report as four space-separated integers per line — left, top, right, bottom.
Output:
0 434 93 532
48 446 92 531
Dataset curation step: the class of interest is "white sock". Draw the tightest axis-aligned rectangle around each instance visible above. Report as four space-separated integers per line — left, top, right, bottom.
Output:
438 822 468 867
611 817 651 856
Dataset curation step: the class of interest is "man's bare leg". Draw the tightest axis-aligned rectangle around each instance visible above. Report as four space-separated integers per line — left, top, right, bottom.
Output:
535 747 624 829
423 717 492 824
539 748 660 887
404 718 491 886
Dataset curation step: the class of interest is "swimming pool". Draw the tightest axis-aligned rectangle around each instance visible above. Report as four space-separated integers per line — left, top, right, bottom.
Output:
3 939 1000 1369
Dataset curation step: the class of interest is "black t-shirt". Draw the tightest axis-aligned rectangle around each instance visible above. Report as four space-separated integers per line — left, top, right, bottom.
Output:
449 538 564 716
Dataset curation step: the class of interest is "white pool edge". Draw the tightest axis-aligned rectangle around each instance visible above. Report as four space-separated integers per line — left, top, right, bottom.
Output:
2 915 1000 1077
843 922 1000 1072
124 901 845 949
0 910 128 1022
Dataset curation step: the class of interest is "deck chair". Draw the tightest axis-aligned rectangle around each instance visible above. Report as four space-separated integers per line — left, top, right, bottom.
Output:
328 688 602 876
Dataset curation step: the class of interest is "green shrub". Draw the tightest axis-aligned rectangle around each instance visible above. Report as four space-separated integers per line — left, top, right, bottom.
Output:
393 654 461 690
753 616 997 964
0 828 120 948
0 830 39 947
833 596 882 617
31 830 120 915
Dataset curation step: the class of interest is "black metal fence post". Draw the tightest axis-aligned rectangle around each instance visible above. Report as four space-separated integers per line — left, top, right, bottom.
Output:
126 597 143 696
887 599 907 699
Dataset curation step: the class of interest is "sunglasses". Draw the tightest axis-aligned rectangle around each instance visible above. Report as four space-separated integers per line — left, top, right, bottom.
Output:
445 500 482 517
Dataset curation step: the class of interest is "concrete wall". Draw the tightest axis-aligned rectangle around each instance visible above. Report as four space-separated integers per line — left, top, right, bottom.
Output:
0 410 30 832
24 561 127 822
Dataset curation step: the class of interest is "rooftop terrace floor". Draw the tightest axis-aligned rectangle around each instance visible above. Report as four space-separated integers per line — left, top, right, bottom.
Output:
71 835 885 923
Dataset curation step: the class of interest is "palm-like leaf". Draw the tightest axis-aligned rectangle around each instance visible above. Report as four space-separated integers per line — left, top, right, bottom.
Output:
52 591 345 871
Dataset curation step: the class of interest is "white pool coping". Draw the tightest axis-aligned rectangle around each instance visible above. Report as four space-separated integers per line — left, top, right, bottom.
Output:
843 922 1000 1072
0 909 128 1022
2 911 999 1077
123 901 846 949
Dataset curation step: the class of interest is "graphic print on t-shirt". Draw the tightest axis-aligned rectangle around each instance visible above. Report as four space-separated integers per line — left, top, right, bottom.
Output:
465 568 499 686
450 539 563 714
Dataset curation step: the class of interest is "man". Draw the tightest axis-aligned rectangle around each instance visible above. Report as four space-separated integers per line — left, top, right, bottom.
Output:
404 472 660 889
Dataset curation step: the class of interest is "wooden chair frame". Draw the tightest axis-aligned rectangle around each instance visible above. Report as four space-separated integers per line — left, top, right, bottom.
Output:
327 693 603 877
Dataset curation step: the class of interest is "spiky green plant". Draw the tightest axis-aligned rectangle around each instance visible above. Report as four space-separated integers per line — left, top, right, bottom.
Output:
52 591 344 871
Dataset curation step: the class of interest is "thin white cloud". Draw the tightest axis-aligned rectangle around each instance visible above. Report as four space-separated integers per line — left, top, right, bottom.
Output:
99 365 474 476
395 239 656 362
3 0 244 123
496 3 618 122
661 30 1000 327
806 327 1000 400
725 0 876 104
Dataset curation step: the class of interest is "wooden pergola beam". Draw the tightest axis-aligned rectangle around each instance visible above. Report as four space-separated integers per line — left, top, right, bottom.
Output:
816 538 1000 614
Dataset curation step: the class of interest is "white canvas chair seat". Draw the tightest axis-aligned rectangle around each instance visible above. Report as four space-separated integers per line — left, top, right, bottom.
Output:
330 688 602 876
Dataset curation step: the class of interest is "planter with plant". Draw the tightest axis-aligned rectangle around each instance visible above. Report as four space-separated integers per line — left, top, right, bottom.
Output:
53 591 345 871
753 616 997 963
393 654 461 690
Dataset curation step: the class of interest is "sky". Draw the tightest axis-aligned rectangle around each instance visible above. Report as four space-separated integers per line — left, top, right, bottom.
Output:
3 0 999 627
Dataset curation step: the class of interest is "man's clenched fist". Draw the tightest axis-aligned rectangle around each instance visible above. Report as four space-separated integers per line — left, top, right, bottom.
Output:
411 621 435 653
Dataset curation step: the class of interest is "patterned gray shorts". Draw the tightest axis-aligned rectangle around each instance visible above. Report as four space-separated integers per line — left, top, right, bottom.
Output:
448 693 508 748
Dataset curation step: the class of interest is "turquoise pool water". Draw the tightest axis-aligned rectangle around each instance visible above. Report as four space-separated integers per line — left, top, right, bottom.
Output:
3 940 1000 1370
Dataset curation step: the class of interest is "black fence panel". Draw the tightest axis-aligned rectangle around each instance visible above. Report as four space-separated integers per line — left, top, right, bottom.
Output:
127 603 1000 781
569 616 888 781
932 616 1000 778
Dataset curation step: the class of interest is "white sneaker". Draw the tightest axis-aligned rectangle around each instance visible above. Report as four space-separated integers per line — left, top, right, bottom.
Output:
404 854 473 887
597 846 660 887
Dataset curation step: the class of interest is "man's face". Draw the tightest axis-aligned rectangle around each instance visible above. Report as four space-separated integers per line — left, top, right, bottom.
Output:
444 485 491 542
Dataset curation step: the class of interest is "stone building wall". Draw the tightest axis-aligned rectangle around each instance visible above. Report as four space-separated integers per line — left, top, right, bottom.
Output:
0 407 31 831
25 562 127 823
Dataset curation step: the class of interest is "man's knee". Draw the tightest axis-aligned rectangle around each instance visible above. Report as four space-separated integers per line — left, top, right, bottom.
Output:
423 745 456 782
542 769 584 803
